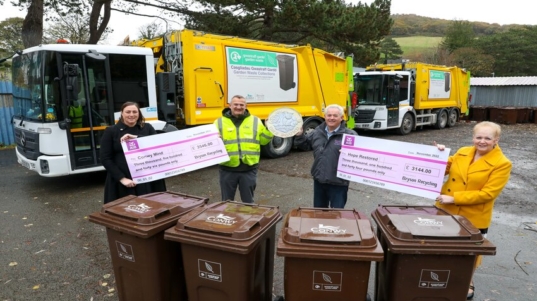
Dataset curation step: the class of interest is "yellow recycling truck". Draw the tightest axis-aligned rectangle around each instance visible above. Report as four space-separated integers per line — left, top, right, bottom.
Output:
352 62 470 135
132 29 354 157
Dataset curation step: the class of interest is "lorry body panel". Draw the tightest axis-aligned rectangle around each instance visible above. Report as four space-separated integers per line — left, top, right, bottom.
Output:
134 29 351 127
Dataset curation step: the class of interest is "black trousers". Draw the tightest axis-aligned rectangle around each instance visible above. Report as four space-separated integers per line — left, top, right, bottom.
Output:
219 168 258 203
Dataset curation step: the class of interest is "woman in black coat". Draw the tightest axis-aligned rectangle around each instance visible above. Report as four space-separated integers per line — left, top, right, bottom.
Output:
100 102 167 204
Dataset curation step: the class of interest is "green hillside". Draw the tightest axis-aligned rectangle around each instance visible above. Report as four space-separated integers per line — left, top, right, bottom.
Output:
393 36 442 57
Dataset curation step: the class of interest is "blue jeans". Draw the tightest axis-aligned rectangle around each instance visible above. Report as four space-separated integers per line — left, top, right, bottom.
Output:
313 180 348 208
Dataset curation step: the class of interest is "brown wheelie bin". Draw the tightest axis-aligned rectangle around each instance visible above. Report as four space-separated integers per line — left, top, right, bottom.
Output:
89 191 208 301
371 205 496 301
164 201 282 301
277 207 384 301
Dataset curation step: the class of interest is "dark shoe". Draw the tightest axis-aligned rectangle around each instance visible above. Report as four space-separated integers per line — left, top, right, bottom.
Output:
366 293 372 301
467 284 475 300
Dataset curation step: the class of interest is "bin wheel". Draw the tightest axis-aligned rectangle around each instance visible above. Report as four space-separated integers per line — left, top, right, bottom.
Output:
273 295 284 301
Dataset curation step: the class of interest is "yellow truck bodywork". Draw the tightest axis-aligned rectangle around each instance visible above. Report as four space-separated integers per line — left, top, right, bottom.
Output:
133 29 351 126
366 62 469 114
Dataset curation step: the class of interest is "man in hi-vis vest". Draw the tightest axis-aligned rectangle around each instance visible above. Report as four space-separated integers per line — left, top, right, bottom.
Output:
214 95 273 203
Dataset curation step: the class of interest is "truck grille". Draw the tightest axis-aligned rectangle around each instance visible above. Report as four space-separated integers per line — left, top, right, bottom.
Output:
14 128 41 160
355 110 376 123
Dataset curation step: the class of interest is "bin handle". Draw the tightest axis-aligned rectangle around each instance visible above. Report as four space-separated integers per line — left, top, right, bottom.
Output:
153 209 171 220
102 208 170 223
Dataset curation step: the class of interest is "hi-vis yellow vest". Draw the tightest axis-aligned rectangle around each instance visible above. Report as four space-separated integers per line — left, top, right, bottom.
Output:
215 115 273 167
69 105 84 128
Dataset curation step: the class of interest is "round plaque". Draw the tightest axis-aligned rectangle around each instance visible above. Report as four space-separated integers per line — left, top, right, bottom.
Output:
265 107 303 138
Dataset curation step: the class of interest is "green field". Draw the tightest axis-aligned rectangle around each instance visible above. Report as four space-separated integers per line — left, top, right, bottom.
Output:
393 36 442 56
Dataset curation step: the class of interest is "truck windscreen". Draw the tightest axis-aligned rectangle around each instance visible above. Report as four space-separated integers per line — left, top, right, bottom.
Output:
356 76 385 105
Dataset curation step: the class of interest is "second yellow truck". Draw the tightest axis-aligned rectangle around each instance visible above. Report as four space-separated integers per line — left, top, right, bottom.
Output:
352 62 470 135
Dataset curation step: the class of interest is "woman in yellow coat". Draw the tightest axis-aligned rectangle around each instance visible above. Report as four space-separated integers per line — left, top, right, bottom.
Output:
435 121 512 300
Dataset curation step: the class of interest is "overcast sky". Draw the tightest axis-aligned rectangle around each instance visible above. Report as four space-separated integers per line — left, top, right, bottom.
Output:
1 0 536 45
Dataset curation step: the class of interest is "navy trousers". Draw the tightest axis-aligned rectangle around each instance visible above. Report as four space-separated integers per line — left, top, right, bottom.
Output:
313 179 348 208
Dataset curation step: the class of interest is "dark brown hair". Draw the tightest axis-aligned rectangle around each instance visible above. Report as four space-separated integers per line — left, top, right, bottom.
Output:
119 102 145 127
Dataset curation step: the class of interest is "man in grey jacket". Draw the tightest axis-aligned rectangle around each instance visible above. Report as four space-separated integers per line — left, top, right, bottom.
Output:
294 104 357 208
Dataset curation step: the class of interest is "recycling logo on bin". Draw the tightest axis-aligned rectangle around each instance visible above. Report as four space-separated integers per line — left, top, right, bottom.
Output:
115 241 135 262
198 259 222 282
419 269 450 289
313 271 342 291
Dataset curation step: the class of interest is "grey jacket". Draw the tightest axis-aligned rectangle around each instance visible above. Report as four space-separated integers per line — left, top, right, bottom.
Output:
295 121 356 186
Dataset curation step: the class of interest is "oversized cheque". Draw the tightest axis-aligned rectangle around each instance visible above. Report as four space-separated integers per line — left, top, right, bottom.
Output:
122 124 229 184
337 135 450 199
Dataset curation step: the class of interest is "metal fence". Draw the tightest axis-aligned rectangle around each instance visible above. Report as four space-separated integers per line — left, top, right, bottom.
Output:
0 81 14 146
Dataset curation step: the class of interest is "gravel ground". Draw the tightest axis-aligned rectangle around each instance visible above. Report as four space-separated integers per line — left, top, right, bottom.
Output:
1 121 535 301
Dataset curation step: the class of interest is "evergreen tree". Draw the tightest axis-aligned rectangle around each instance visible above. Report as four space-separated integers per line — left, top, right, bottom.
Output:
475 26 537 76
440 20 475 53
0 17 25 53
378 37 403 63
178 0 393 66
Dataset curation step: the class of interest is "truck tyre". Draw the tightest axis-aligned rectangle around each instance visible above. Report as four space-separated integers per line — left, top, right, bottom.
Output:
447 108 458 127
435 109 448 129
261 136 293 158
303 118 322 135
398 113 414 135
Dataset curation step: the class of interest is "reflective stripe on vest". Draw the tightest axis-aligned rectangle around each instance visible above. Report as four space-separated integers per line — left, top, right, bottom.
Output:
216 115 262 167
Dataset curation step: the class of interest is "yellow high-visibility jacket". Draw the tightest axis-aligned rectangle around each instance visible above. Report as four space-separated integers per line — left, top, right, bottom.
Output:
214 110 273 168
69 105 84 128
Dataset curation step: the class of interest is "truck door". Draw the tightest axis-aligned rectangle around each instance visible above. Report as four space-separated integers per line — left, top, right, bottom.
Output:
194 67 224 108
59 53 112 170
385 76 399 127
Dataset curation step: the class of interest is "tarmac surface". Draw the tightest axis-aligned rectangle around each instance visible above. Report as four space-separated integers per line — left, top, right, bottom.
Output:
1 121 536 301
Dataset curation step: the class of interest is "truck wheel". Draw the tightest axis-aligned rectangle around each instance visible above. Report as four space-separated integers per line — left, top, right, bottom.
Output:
303 118 321 135
261 136 293 158
447 108 458 127
435 109 448 129
398 113 414 135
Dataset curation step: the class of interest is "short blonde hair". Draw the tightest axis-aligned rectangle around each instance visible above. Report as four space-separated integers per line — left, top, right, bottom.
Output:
473 121 502 138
